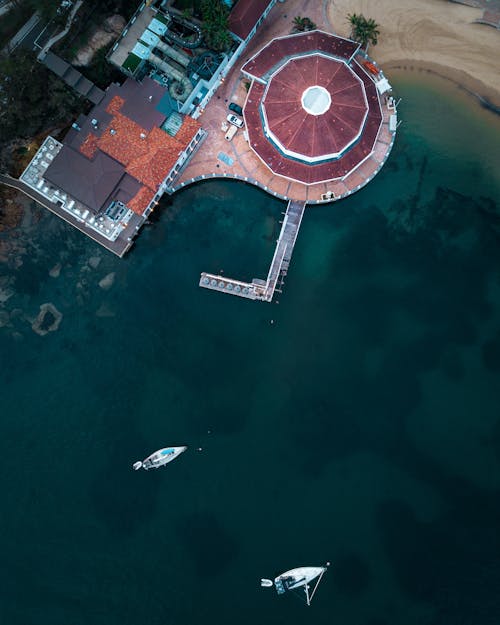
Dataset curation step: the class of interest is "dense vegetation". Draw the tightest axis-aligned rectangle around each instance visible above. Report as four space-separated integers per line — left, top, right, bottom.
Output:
0 50 83 145
292 16 317 33
201 0 232 52
347 13 380 50
172 0 203 18
24 0 140 23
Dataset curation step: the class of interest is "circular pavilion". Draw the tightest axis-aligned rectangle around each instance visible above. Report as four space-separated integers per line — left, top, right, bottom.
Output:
241 30 391 188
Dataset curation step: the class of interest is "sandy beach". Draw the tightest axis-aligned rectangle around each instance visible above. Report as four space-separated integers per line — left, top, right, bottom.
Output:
327 0 500 106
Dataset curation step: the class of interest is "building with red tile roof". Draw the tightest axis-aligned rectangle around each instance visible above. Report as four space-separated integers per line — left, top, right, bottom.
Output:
242 31 386 185
43 78 203 217
229 0 276 41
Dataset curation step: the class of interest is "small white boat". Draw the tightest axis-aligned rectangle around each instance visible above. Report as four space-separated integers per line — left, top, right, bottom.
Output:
261 563 329 606
133 446 187 471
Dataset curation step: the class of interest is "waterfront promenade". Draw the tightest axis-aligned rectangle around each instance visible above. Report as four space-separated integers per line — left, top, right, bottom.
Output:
0 0 397 292
171 0 396 204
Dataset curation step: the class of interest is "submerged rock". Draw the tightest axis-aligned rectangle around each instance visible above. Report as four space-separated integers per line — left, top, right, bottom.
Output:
0 309 10 328
49 263 62 278
96 303 115 318
0 287 13 304
99 272 115 290
31 303 62 336
88 255 102 269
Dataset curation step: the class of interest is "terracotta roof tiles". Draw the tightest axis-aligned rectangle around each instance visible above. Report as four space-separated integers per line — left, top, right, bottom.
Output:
79 133 99 159
175 116 202 146
91 113 200 191
97 112 149 166
106 95 125 115
243 33 383 185
45 78 200 216
128 186 155 215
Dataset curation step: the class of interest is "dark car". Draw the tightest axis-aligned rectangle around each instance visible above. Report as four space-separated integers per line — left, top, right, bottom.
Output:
228 102 243 116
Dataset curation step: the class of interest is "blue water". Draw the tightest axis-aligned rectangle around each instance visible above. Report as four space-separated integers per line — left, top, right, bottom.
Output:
0 71 500 625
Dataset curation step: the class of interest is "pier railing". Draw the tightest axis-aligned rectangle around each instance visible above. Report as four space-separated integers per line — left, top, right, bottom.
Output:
199 199 306 303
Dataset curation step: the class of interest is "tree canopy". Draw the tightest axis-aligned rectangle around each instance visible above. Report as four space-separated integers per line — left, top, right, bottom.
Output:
292 16 317 33
201 0 232 52
347 13 380 50
0 51 82 145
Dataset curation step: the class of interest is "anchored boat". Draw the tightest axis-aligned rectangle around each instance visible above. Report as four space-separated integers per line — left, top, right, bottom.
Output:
261 563 329 606
133 446 187 471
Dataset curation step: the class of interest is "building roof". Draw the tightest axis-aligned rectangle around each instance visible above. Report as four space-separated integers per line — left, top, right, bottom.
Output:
242 31 360 79
242 32 383 185
43 77 201 216
262 55 367 160
228 0 274 40
43 51 70 77
43 146 134 212
95 104 200 190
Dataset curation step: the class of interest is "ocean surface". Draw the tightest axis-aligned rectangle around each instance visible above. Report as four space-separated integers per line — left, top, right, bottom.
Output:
1 70 500 625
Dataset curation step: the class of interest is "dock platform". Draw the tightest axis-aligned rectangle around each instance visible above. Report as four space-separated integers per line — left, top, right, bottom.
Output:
199 200 306 303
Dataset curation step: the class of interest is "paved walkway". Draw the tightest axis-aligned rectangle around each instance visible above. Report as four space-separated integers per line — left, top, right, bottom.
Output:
173 0 395 205
2 11 42 53
37 0 83 60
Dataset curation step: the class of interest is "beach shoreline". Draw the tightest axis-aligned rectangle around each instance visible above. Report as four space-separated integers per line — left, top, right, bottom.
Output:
327 0 500 108
384 60 500 114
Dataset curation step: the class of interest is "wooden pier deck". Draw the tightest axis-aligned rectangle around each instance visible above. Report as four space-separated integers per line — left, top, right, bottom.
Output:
199 199 306 303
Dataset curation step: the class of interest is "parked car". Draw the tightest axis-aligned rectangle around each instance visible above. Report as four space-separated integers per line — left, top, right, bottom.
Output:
227 114 244 128
225 124 238 141
228 102 243 116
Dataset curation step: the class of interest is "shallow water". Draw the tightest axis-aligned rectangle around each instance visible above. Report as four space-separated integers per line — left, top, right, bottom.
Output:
0 73 500 625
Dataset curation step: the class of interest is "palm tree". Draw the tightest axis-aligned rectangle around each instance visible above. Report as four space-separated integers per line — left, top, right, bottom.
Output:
292 15 317 33
347 13 380 50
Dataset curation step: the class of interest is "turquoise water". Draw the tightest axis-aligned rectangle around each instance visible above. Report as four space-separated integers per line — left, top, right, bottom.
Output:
1 73 500 625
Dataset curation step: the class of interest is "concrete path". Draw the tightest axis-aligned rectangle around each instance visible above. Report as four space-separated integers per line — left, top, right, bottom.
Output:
37 0 83 60
2 11 41 53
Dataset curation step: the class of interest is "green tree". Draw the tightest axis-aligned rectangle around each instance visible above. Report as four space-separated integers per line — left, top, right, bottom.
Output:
83 46 123 90
201 0 232 52
29 0 60 22
347 13 379 50
0 51 81 144
292 16 316 33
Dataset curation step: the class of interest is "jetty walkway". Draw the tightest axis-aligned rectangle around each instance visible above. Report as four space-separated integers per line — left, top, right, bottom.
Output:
199 199 306 303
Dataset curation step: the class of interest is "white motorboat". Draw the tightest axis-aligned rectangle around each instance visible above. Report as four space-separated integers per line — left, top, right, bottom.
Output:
261 563 329 605
133 446 187 471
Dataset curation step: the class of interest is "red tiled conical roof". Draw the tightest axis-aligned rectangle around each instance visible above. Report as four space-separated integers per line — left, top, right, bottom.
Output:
243 32 384 186
262 55 367 159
